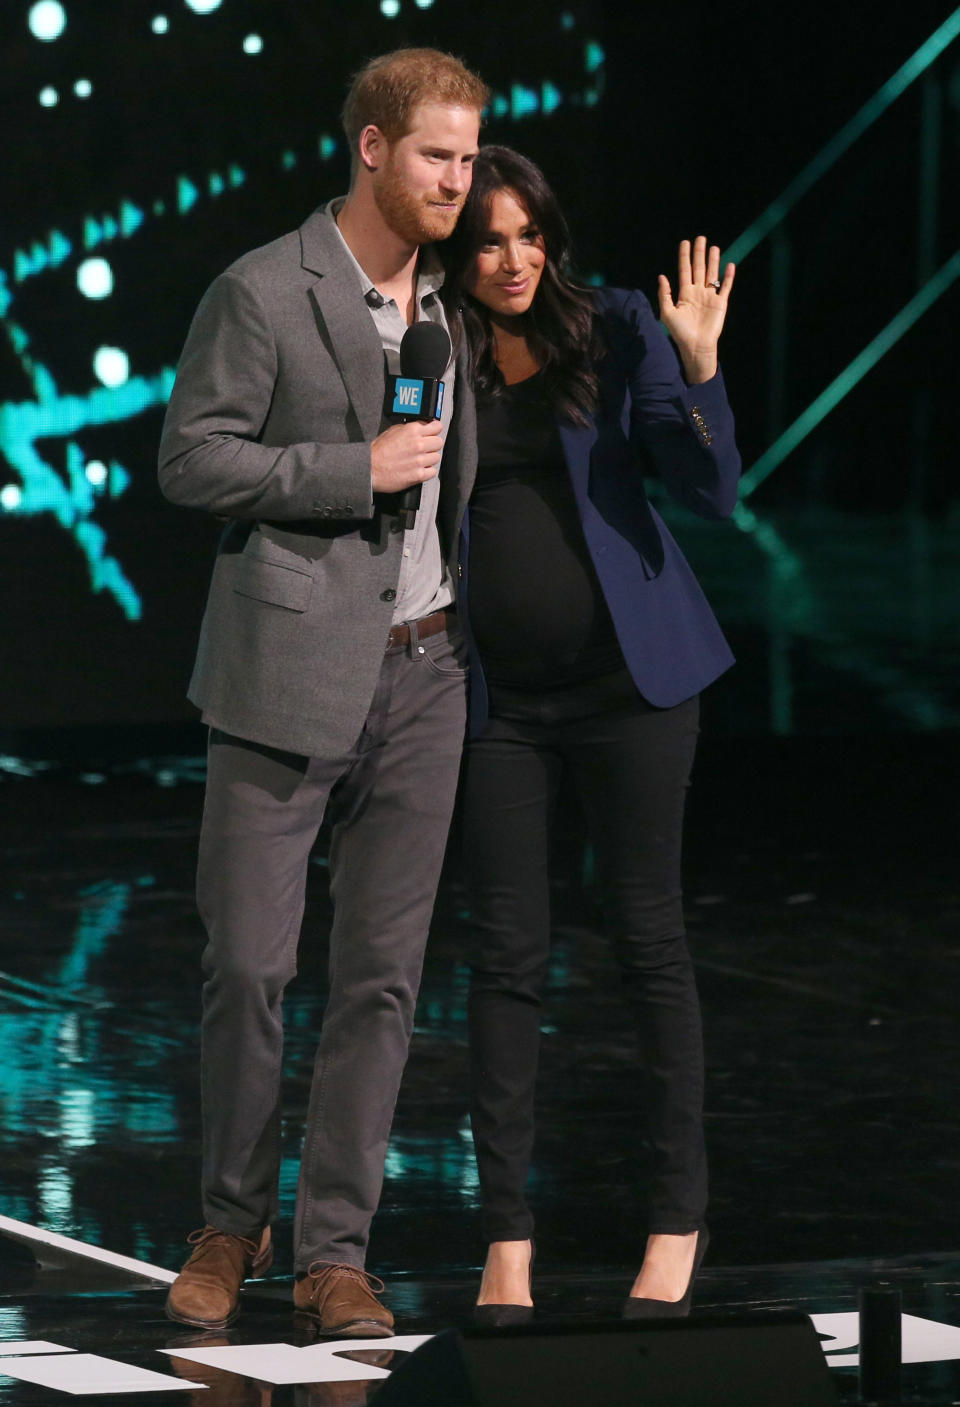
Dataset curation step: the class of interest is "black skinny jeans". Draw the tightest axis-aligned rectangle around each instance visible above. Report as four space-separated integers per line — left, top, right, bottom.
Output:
462 669 706 1244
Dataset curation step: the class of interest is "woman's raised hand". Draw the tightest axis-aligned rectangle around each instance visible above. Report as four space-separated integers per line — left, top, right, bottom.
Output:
657 236 735 384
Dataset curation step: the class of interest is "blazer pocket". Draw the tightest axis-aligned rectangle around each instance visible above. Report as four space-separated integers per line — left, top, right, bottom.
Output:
234 553 313 612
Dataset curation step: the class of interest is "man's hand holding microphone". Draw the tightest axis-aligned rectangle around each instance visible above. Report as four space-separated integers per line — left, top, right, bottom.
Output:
370 419 444 495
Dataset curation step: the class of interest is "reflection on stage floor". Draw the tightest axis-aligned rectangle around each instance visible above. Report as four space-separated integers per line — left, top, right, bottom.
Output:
1 731 958 1403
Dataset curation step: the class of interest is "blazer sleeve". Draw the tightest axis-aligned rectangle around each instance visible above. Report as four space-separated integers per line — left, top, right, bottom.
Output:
605 288 741 521
157 270 375 522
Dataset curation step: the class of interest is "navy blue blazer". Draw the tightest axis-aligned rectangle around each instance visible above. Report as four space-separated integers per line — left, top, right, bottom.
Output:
459 286 740 734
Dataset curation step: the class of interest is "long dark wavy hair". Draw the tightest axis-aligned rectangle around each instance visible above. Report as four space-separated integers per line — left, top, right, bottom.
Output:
440 146 603 425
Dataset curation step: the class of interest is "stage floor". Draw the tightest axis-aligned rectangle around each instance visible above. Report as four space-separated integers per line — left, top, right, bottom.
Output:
1 732 959 1403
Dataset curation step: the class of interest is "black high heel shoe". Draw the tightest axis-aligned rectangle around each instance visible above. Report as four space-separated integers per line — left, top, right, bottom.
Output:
621 1225 709 1320
472 1240 535 1327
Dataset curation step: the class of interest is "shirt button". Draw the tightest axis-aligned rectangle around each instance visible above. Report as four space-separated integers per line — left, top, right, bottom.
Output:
380 588 396 603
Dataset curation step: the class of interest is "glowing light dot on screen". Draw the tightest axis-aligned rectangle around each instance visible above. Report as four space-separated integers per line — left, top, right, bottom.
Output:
151 15 169 33
28 1 67 41
94 347 129 388
185 0 222 12
242 33 263 54
1 486 23 511
77 258 113 299
74 78 93 98
380 0 400 15
39 86 59 107
85 461 108 487
414 0 434 7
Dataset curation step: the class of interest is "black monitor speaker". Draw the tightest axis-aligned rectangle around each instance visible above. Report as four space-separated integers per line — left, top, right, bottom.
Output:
373 1312 839 1406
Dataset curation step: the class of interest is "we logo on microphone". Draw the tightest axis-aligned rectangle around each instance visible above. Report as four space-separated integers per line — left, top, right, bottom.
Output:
389 377 444 419
392 378 426 414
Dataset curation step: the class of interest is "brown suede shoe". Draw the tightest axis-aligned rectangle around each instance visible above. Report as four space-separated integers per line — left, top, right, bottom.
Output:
293 1262 394 1338
165 1225 273 1329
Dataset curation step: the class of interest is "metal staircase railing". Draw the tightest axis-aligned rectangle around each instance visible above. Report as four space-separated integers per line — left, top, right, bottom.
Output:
722 7 960 497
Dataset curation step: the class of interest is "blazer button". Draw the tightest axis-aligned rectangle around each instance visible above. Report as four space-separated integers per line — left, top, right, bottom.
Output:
344 504 354 515
380 588 396 603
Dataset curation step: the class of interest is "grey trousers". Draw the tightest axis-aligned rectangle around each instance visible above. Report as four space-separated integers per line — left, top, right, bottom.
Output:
195 621 467 1272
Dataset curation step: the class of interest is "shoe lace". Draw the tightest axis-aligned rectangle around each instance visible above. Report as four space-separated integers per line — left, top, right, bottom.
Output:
186 1226 260 1260
303 1261 386 1300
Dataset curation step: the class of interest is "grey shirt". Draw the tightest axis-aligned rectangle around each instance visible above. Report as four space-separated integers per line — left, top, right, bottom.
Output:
327 202 456 625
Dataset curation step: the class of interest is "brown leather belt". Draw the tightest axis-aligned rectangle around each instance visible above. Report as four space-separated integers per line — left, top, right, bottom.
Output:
387 608 455 650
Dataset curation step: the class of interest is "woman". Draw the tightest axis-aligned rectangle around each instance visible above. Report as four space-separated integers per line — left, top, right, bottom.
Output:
440 146 739 1322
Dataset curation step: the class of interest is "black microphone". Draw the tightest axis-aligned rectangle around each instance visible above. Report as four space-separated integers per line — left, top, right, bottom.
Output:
388 321 451 530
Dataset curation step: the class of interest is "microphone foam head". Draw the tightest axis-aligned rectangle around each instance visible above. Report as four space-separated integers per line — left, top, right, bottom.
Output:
399 321 451 380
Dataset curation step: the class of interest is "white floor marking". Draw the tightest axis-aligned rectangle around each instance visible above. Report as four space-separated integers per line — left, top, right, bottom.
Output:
813 1312 960 1366
0 1343 74 1357
0 1214 176 1284
0 1353 203 1395
161 1335 434 1386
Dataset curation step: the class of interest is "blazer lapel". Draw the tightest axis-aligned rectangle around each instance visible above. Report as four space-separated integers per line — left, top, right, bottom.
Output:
559 418 598 508
299 207 386 441
439 350 477 558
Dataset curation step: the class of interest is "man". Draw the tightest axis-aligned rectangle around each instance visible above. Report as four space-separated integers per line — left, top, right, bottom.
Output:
158 48 487 1337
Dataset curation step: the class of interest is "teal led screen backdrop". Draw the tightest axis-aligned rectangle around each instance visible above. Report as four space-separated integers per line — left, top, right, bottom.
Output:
2 0 958 735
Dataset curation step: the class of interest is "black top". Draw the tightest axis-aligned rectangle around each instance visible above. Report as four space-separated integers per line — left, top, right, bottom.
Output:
468 370 624 689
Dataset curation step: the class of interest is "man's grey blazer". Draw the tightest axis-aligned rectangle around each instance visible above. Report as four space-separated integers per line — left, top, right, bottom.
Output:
159 204 477 759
